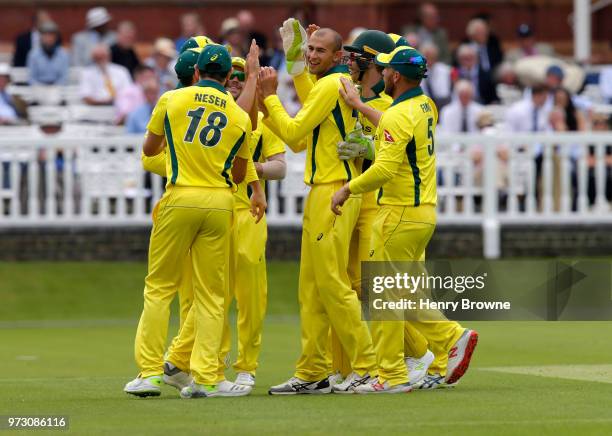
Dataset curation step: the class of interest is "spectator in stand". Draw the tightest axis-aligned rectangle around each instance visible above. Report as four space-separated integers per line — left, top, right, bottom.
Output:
125 79 159 134
587 113 612 206
144 38 177 93
79 43 132 105
111 21 141 77
115 65 156 124
13 10 60 68
505 85 551 208
72 7 117 67
404 2 451 64
452 43 498 104
495 62 523 105
237 10 269 65
464 18 502 74
27 21 70 86
420 42 451 109
505 24 555 64
0 64 27 124
220 18 245 57
174 12 204 52
439 80 483 133
403 32 421 50
554 88 586 133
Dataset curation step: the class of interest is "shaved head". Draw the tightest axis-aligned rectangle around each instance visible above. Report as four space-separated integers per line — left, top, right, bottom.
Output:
312 28 343 52
307 27 344 77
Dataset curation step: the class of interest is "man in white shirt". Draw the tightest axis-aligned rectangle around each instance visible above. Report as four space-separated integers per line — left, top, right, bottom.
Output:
420 42 451 109
79 43 132 105
439 80 483 133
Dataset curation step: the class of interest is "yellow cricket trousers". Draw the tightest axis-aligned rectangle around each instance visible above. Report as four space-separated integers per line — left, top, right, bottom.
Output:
165 208 268 378
295 182 377 381
330 193 430 377
230 208 268 375
370 204 464 386
134 186 233 385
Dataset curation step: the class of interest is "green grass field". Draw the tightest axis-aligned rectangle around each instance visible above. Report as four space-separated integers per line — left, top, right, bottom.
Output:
1 262 611 435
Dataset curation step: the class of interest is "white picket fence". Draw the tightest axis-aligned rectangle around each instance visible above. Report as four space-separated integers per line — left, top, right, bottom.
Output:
0 131 610 257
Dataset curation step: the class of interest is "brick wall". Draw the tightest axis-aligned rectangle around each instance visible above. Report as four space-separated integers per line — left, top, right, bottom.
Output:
1 224 609 261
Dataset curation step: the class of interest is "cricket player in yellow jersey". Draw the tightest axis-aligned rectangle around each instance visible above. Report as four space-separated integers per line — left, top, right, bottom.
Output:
225 57 286 387
260 26 378 395
331 46 479 393
324 30 434 388
124 44 259 399
164 57 286 388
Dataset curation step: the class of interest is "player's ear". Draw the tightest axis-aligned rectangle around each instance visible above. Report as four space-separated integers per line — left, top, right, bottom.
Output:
223 69 232 87
333 50 343 64
194 66 200 83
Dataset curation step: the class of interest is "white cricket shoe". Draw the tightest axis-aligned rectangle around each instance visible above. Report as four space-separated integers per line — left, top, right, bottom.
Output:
163 362 192 391
354 378 412 394
124 375 162 397
332 371 372 394
327 371 343 387
445 329 479 385
235 372 256 386
180 380 252 399
268 376 332 395
406 349 435 387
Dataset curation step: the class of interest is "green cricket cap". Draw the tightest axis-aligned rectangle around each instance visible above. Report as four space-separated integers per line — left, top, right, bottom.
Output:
197 44 232 75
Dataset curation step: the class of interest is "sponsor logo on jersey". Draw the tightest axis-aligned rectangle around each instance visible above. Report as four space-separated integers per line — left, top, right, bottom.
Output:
383 129 394 142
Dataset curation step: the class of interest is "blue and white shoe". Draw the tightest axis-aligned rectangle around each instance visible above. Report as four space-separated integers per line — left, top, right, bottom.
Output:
416 373 445 390
163 362 192 391
269 376 332 395
331 371 372 394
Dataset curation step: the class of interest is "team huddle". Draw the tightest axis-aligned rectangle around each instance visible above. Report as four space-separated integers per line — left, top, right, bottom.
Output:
123 18 478 398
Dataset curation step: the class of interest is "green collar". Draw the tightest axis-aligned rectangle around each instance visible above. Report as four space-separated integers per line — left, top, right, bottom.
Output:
197 79 227 94
361 80 385 103
390 86 423 107
322 64 349 77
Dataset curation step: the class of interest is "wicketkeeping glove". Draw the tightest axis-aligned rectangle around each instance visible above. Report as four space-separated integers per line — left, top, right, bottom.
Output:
337 123 375 160
279 18 307 76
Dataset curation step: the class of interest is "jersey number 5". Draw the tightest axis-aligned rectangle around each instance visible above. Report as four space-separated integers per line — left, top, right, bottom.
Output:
184 107 228 147
427 117 435 156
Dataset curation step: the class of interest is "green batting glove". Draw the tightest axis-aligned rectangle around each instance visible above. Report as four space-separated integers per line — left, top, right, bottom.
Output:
337 136 375 161
342 123 375 160
279 18 307 76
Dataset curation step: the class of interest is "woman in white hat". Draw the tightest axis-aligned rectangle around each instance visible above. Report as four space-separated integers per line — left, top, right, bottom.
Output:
71 6 117 67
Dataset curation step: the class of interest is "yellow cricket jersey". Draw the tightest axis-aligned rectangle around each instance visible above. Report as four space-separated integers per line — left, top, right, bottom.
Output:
349 86 438 207
147 80 252 189
356 81 393 210
142 89 175 176
264 65 358 185
234 112 285 209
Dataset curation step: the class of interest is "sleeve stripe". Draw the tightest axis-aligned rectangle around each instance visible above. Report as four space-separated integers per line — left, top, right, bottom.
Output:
222 132 246 188
405 137 421 206
331 100 352 181
309 125 320 184
163 114 179 185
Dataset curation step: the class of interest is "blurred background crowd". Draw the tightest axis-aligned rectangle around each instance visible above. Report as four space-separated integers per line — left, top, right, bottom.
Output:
0 1 610 213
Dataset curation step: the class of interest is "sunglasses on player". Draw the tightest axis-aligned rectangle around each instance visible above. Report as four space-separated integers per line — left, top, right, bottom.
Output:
230 71 245 81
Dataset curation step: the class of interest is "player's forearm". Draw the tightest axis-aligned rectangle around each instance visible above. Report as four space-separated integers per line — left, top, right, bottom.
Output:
348 159 397 194
292 71 315 104
142 131 165 157
264 95 328 145
260 154 286 180
355 101 383 128
245 157 259 185
237 74 258 129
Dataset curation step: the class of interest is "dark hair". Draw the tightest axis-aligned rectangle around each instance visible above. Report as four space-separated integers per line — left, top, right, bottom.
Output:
178 76 193 87
532 84 548 95
556 88 578 132
201 71 228 83
133 65 154 76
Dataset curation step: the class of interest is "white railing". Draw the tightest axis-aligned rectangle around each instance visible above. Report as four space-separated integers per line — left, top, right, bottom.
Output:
0 132 610 257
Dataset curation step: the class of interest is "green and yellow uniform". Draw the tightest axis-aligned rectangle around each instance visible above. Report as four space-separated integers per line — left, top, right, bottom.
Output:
134 70 253 386
349 63 464 384
264 65 377 381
